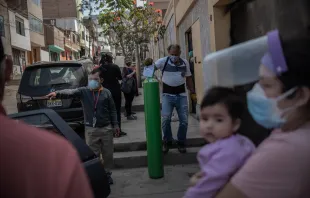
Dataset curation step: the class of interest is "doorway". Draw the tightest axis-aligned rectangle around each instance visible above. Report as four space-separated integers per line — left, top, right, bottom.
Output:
185 29 196 113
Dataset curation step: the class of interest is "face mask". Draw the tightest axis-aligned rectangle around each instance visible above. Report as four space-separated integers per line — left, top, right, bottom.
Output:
246 83 297 129
88 80 100 89
170 56 179 63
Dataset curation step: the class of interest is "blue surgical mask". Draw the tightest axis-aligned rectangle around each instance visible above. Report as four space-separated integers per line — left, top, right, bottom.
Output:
170 56 179 63
88 80 100 89
246 83 296 129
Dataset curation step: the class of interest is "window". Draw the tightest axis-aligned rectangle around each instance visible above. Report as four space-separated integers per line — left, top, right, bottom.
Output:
32 0 41 7
29 15 43 33
82 31 85 40
0 16 4 37
15 16 25 36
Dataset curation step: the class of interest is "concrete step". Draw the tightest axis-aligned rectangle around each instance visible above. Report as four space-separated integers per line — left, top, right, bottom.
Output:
113 147 200 169
114 137 206 152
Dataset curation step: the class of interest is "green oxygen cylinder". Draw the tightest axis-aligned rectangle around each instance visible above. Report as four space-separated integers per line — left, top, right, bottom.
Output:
143 77 164 179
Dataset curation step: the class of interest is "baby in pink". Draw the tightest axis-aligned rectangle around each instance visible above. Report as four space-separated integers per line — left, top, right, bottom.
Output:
184 87 255 198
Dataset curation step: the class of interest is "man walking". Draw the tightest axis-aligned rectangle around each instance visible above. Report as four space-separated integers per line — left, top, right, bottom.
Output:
155 44 195 153
46 68 119 184
99 52 126 137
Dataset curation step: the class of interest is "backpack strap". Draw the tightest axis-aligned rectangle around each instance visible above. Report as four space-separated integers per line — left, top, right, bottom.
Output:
162 57 170 76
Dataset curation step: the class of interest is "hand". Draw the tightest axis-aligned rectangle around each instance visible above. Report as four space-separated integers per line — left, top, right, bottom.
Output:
46 92 56 99
126 74 132 78
114 128 120 137
189 171 205 187
190 93 197 103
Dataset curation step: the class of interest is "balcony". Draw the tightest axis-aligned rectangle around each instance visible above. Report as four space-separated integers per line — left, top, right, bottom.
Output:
147 0 170 9
64 32 81 53
44 25 65 51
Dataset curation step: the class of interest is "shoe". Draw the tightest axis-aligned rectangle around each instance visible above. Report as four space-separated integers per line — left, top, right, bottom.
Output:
120 131 127 136
177 142 187 153
132 112 136 115
106 171 114 185
163 141 172 154
127 115 137 120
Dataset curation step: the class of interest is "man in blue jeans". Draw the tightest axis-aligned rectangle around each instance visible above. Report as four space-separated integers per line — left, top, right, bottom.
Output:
155 44 195 153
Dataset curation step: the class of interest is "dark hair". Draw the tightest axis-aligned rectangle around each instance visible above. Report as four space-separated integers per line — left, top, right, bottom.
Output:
167 44 181 52
279 28 310 90
101 53 113 64
201 87 244 120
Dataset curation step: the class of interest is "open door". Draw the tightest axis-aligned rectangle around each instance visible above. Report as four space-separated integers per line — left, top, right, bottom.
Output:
192 19 204 105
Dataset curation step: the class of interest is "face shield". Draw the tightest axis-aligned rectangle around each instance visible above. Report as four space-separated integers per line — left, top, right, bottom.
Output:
203 30 288 91
203 36 267 90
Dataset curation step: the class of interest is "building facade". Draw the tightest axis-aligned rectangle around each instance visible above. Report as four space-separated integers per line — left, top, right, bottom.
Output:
44 24 64 61
8 10 31 79
42 0 87 59
0 0 12 55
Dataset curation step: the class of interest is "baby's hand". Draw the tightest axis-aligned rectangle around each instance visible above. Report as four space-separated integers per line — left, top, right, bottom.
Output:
189 171 205 187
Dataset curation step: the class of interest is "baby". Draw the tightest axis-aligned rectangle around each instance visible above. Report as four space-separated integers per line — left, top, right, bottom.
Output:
184 87 255 198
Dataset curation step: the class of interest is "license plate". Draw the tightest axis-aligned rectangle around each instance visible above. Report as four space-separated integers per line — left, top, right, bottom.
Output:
47 99 62 107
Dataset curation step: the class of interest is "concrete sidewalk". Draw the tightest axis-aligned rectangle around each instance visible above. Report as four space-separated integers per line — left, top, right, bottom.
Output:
110 164 199 198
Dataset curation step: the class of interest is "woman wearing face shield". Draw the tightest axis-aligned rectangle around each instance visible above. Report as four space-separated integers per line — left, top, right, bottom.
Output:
211 30 310 198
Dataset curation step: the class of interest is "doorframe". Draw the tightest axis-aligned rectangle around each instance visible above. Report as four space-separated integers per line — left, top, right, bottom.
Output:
208 0 232 52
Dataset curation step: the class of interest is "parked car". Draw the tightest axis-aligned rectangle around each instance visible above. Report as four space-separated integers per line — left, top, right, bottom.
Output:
16 60 94 138
9 109 111 198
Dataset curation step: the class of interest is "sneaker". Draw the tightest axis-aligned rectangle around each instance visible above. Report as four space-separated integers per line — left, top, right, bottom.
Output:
106 171 114 185
163 141 172 154
127 115 137 120
177 142 187 153
120 131 127 136
132 112 136 115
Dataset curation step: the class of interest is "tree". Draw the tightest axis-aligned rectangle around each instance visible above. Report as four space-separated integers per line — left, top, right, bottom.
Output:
80 0 161 86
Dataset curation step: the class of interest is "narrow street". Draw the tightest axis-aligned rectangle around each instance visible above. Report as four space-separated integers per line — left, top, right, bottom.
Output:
3 84 201 197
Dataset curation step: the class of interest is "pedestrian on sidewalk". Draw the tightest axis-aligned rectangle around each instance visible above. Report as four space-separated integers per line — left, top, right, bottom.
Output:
0 37 94 198
99 52 127 137
46 68 119 185
122 62 137 120
184 87 255 198
154 44 195 153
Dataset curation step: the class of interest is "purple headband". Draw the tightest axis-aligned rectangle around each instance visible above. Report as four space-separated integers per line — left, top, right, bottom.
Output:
263 30 288 76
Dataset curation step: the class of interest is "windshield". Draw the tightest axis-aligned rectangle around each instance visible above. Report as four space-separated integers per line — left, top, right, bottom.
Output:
28 66 84 87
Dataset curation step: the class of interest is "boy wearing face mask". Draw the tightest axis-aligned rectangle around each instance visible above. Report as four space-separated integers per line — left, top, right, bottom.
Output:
46 68 119 185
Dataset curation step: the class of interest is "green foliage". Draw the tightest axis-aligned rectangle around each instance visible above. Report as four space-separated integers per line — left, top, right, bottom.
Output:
80 0 160 59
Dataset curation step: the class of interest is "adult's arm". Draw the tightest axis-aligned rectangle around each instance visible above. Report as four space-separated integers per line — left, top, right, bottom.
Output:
216 134 310 198
107 90 119 128
55 87 86 99
154 57 167 70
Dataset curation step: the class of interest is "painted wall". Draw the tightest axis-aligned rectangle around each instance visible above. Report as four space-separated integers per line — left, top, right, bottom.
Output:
177 0 211 60
0 1 12 55
164 14 176 50
9 10 31 51
40 49 49 61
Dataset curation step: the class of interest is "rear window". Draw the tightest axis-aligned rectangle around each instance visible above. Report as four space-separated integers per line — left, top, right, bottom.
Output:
28 66 84 87
19 64 87 96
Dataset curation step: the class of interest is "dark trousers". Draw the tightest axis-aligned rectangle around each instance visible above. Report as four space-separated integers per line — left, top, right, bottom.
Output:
124 92 135 116
107 86 122 129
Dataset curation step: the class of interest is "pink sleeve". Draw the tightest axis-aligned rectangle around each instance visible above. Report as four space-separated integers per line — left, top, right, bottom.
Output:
232 136 310 198
63 147 94 198
184 148 244 198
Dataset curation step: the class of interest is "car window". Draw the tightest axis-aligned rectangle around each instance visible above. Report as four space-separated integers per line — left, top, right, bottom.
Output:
28 66 83 87
14 113 64 137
